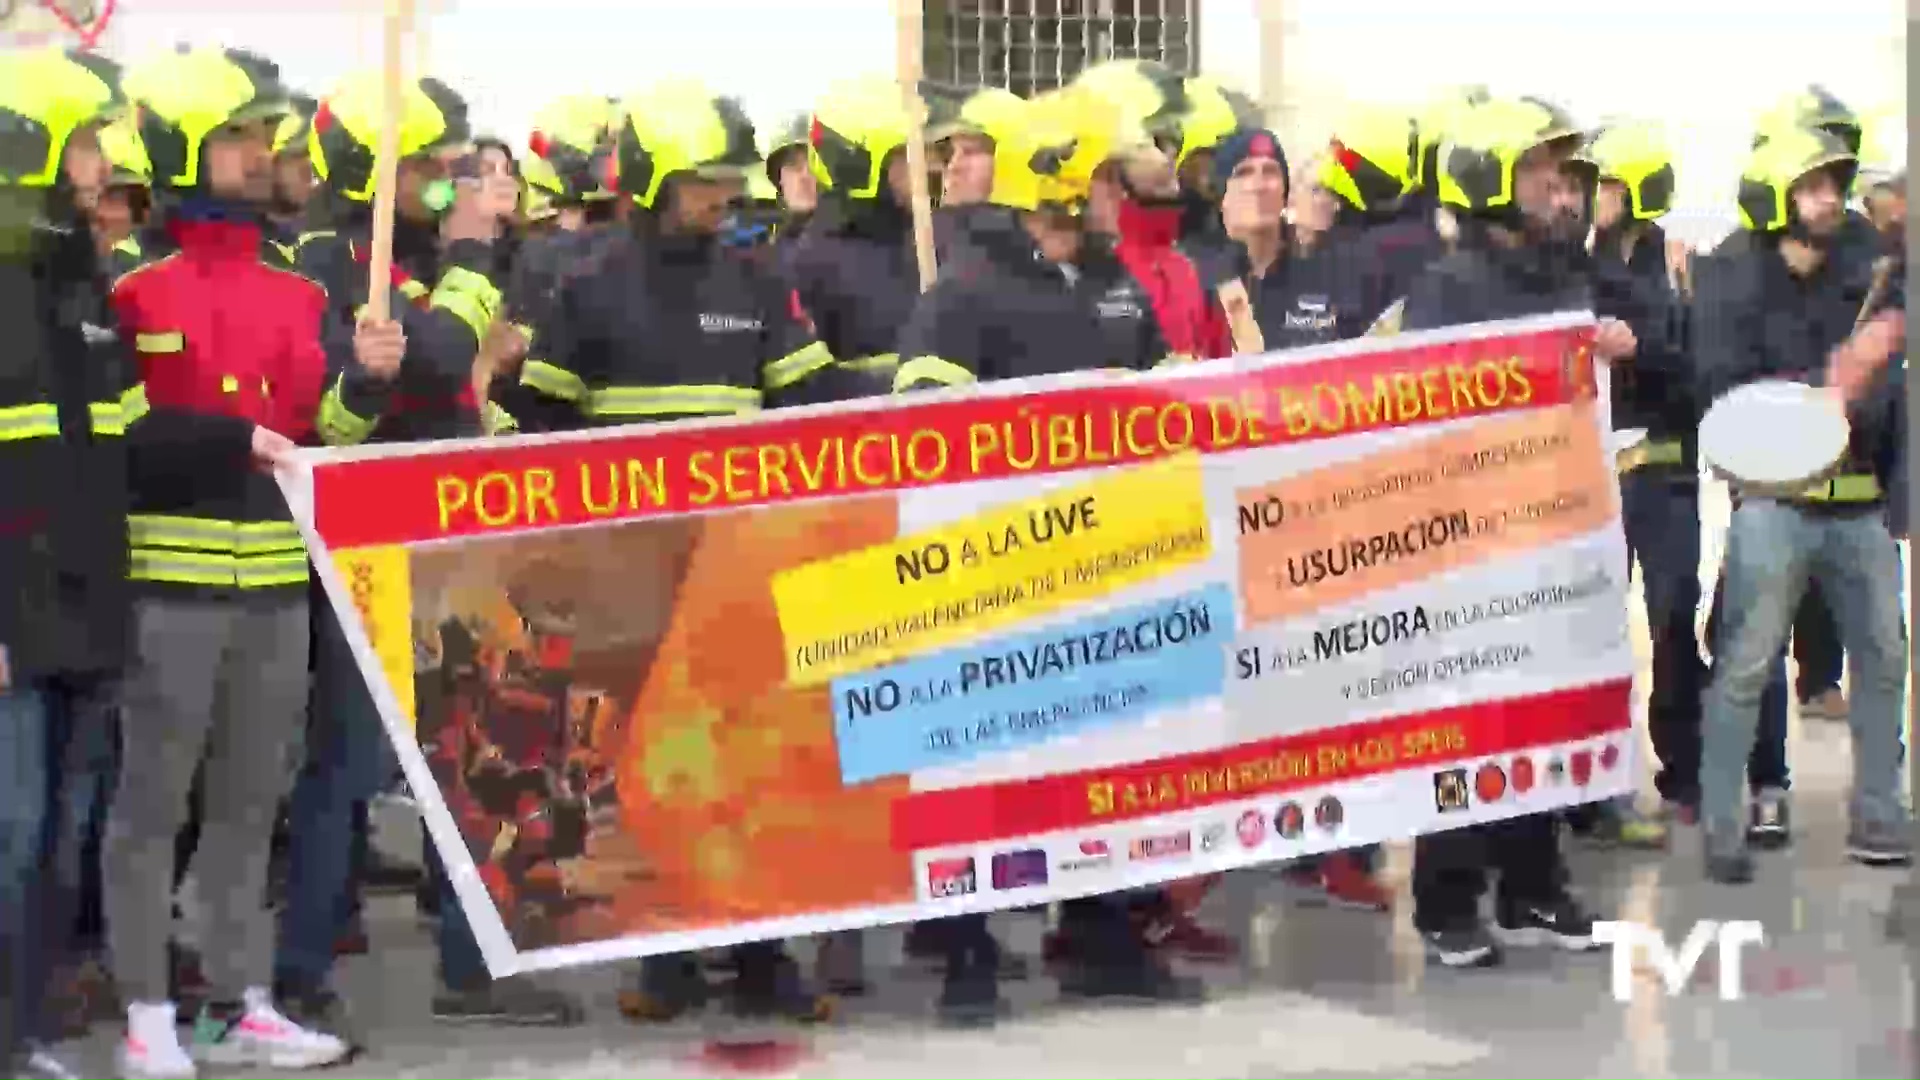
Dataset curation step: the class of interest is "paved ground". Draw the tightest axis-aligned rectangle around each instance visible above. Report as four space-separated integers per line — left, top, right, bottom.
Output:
44 483 1920 1078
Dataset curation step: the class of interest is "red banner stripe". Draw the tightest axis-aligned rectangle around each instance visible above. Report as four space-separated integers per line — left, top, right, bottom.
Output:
311 324 1592 549
888 679 1632 851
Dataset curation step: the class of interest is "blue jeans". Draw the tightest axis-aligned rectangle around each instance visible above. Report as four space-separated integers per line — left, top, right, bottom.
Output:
1702 502 1909 839
425 824 488 988
276 602 395 991
1 676 118 1063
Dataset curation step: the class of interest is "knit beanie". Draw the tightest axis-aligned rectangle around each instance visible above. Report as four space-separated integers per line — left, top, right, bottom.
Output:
1209 127 1288 202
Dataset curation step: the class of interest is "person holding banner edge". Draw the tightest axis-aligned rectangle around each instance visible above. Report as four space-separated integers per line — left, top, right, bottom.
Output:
1692 124 1910 883
1398 94 1625 968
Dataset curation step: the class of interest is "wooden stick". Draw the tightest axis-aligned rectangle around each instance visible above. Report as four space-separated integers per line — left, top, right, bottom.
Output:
364 0 414 323
892 0 937 291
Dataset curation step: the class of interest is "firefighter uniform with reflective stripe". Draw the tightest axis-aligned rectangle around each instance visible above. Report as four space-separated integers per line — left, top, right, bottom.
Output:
784 201 919 402
521 231 835 428
109 217 328 594
894 227 1177 391
298 226 509 443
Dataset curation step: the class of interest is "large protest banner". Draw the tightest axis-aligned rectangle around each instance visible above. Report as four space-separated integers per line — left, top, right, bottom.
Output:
282 311 1635 977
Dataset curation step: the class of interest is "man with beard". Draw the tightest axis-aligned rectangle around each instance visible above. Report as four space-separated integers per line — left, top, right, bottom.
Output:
1694 125 1909 882
103 46 350 1075
1400 95 1627 968
263 96 316 261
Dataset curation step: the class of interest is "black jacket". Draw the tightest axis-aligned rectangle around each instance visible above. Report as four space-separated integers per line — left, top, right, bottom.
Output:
1692 231 1902 506
298 207 510 444
1402 235 1592 331
894 225 1176 390
521 227 834 429
784 198 922 401
1195 233 1376 352
1591 222 1695 464
0 198 248 675
1327 207 1446 325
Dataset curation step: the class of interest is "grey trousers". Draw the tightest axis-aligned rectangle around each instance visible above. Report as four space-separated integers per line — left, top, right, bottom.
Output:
104 595 310 1004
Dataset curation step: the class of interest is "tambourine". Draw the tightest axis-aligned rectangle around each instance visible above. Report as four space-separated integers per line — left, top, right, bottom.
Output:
1699 380 1851 497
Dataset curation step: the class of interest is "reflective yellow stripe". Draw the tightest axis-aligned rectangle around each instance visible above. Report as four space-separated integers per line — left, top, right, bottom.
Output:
134 331 183 353
88 383 149 436
1616 438 1685 474
127 514 304 556
482 401 519 436
839 353 899 374
0 402 59 441
761 340 835 390
583 384 762 419
1153 353 1197 368
316 375 378 446
268 240 296 265
520 359 587 403
399 279 429 301
129 548 309 589
1796 473 1883 502
112 236 141 260
893 355 976 392
429 266 503 339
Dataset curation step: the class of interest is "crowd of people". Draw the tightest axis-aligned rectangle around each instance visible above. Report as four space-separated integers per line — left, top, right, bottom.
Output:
0 38 1908 1080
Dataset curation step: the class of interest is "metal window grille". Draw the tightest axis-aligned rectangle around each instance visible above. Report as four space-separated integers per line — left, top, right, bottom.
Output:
923 0 1200 98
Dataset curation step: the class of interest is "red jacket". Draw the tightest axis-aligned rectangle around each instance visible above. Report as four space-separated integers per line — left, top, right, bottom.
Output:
114 218 329 441
110 216 329 595
1112 200 1232 360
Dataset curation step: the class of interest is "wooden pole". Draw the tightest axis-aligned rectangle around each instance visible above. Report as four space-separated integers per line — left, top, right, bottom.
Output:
364 0 415 323
893 0 938 291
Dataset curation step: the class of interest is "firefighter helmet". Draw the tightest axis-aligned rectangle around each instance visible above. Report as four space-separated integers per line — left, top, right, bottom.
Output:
924 85 1026 145
808 75 922 200
763 110 811 187
1175 76 1261 167
0 48 127 190
1755 84 1860 156
985 86 1107 215
1432 95 1583 215
1320 102 1418 212
1070 59 1187 149
124 47 292 190
529 93 615 204
1573 121 1674 221
1737 125 1857 233
272 94 315 159
100 113 150 188
612 78 759 210
1416 84 1492 191
311 71 472 202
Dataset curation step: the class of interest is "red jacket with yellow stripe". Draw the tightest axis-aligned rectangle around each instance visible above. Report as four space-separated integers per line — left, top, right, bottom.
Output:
109 215 328 597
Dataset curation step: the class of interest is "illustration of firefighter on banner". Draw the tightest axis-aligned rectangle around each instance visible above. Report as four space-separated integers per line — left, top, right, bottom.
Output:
284 312 1636 977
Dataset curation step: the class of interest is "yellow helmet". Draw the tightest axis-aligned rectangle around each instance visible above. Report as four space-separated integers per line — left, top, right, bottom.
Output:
1416 84 1491 191
1737 125 1857 233
1573 121 1674 221
1754 85 1860 155
612 78 759 210
1320 102 1418 212
808 75 922 200
1070 59 1187 148
1432 95 1583 214
100 114 151 187
521 152 565 200
925 85 1026 145
311 72 471 201
529 93 615 202
1175 76 1261 167
124 47 291 190
979 87 1093 215
0 48 125 189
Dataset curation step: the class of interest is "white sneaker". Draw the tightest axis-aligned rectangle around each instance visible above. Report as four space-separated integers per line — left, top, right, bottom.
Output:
194 999 350 1071
118 1013 197 1080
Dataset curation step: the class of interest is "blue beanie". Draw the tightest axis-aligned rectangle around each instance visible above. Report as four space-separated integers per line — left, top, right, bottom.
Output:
1210 127 1288 201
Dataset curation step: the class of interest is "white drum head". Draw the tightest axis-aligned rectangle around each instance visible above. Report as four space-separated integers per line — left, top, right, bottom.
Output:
1700 380 1850 490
